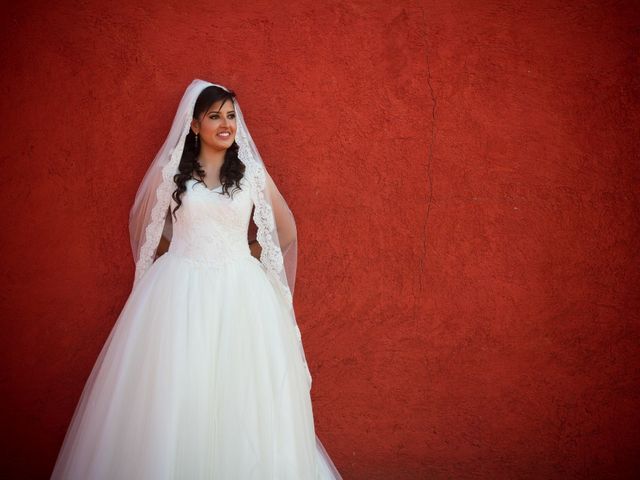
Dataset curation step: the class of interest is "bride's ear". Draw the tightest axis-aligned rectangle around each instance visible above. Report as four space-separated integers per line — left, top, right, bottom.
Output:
190 118 199 134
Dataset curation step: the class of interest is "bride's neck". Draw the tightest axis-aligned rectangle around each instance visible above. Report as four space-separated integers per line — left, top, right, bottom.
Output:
197 146 226 170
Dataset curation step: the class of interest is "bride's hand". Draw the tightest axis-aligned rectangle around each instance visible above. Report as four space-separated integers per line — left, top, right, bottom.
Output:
249 239 262 260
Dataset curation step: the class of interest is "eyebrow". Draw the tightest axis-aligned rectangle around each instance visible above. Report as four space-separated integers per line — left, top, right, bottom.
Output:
208 109 235 114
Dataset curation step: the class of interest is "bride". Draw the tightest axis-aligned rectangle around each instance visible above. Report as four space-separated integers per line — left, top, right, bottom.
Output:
50 79 342 479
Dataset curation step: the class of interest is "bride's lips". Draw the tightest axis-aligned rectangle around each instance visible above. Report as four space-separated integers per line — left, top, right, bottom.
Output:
217 131 232 138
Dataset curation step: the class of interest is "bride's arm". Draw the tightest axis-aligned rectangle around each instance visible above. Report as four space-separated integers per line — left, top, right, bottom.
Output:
154 235 170 259
154 209 172 260
264 170 297 252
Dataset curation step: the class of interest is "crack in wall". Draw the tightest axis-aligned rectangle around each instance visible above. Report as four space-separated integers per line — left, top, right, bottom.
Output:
414 7 436 334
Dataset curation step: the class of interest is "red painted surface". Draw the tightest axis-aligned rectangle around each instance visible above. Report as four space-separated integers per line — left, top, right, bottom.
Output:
1 1 638 478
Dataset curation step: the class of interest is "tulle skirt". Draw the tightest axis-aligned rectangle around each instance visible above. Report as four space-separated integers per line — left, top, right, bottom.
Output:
51 251 341 479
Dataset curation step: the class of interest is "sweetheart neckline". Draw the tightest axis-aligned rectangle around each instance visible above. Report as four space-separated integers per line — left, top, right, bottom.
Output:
189 178 223 192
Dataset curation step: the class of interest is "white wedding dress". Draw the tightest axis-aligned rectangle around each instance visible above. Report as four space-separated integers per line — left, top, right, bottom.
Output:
50 176 342 479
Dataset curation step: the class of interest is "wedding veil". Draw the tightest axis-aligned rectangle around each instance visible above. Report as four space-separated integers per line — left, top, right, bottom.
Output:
128 79 310 388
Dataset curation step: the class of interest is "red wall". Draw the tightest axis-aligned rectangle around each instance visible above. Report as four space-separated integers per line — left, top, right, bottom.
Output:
1 1 638 478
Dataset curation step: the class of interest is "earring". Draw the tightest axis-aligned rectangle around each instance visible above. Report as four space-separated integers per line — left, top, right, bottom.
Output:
194 133 199 149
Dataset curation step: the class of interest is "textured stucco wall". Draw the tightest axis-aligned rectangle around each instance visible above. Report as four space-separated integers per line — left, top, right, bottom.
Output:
1 1 639 479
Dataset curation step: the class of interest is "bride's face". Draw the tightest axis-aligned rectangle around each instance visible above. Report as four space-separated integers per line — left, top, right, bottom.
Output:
192 98 237 150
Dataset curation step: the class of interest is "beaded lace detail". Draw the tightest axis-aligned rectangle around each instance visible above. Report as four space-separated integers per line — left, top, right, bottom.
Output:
165 177 252 265
134 144 185 286
241 156 312 386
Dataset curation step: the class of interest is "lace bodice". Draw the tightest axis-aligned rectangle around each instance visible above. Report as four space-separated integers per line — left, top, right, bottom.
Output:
166 177 254 266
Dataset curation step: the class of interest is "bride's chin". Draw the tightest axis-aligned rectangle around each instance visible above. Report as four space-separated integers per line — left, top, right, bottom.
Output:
205 140 234 149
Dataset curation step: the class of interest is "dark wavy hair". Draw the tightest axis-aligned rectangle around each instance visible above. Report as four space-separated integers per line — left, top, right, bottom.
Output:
170 85 246 221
